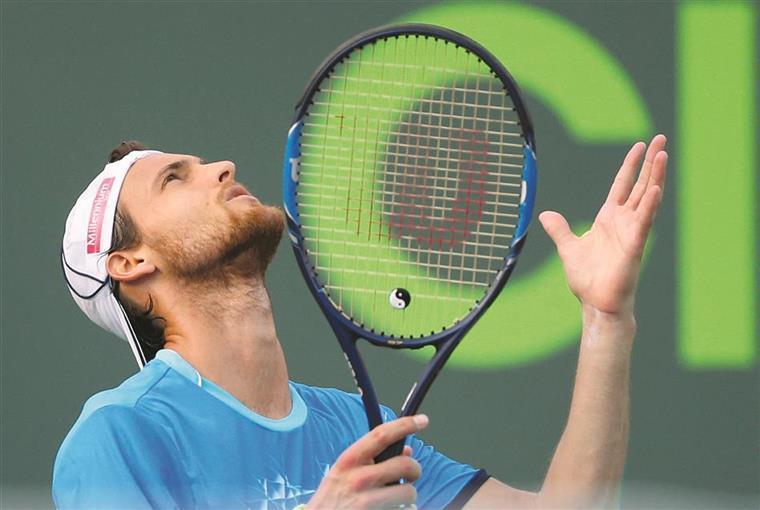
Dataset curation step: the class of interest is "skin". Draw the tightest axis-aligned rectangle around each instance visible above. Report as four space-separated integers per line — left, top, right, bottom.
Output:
465 134 668 509
107 134 668 509
108 154 292 418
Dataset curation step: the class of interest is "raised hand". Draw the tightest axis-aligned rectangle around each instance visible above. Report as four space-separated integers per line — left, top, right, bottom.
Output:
538 135 668 316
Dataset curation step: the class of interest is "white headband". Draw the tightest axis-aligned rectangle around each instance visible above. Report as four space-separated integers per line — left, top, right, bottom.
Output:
61 150 163 369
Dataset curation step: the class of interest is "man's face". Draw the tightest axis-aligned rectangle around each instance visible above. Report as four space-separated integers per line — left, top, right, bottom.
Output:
119 153 284 281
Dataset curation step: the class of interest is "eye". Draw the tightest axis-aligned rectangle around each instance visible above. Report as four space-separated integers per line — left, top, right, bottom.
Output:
162 172 179 188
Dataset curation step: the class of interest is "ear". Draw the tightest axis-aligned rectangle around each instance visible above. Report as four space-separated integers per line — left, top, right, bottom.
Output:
106 249 157 283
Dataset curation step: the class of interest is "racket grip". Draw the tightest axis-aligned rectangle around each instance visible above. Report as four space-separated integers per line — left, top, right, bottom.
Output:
374 436 407 465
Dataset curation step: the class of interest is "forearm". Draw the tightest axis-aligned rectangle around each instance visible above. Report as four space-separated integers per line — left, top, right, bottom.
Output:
537 306 635 509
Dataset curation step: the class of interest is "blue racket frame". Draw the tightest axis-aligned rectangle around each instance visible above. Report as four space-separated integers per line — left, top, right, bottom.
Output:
282 24 537 460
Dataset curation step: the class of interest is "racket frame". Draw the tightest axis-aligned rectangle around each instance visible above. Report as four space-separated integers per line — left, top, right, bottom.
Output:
283 23 537 442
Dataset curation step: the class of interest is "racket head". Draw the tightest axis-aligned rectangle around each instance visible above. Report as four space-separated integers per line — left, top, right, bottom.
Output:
283 24 537 349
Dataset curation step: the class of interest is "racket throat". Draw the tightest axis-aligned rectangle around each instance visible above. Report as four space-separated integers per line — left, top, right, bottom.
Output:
400 382 418 414
332 327 386 429
399 331 466 417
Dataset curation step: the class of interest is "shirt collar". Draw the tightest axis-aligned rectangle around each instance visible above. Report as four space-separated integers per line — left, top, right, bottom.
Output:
155 348 202 385
154 348 308 431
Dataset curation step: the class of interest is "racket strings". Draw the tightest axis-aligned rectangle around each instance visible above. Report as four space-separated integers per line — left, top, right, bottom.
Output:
301 123 524 149
380 63 519 282
340 57 497 79
301 136 524 159
297 35 524 337
304 115 524 139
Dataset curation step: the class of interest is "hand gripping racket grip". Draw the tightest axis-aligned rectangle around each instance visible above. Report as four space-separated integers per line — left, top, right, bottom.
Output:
375 439 407 487
374 438 406 465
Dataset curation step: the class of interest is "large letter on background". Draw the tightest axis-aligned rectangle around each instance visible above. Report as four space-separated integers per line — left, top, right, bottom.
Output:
396 2 653 368
677 1 757 368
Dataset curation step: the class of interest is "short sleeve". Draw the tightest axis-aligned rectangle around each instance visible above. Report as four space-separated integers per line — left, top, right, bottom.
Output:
52 406 193 509
380 406 489 510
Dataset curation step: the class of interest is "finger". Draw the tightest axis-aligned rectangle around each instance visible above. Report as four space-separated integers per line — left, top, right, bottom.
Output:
635 185 663 236
336 415 429 468
349 456 422 490
377 455 421 484
402 446 413 457
606 141 646 205
646 150 668 198
627 134 667 209
539 211 575 250
356 483 417 509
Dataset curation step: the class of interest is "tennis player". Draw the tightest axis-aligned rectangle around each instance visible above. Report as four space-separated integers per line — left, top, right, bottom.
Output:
54 135 667 509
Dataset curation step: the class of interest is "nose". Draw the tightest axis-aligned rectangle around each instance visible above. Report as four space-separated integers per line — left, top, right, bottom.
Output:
213 160 236 183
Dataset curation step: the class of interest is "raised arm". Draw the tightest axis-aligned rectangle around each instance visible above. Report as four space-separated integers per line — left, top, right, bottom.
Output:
467 134 669 509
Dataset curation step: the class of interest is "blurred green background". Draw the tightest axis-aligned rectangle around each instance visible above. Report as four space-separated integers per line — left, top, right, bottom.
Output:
1 1 757 508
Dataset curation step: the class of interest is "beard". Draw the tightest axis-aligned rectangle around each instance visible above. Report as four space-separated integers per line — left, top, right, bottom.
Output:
150 202 285 283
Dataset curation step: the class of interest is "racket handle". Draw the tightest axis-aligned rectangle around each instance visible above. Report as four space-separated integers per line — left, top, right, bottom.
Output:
375 437 407 486
374 436 407 465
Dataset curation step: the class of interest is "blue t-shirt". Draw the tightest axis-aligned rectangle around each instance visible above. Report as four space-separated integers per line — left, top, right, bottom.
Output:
52 349 487 509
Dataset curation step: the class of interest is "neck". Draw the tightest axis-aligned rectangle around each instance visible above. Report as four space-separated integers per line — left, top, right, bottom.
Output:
159 275 291 419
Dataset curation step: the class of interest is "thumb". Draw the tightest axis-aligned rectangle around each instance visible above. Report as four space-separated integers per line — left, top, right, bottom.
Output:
538 211 574 249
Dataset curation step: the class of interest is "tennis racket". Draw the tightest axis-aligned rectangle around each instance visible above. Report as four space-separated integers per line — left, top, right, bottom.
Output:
282 24 537 462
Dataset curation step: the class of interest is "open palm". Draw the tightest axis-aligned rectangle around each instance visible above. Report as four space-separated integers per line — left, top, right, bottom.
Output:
539 135 668 315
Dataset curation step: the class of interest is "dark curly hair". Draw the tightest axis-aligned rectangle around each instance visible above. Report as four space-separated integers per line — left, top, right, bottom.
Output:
107 141 166 362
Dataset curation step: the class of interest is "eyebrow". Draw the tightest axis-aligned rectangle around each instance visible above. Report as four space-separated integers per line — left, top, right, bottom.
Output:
154 156 206 190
